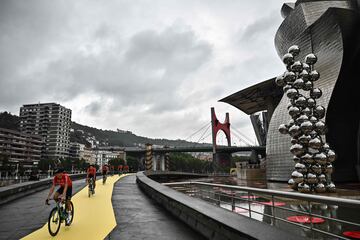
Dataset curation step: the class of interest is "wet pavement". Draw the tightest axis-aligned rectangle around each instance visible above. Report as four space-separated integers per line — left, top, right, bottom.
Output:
108 175 205 240
0 178 88 240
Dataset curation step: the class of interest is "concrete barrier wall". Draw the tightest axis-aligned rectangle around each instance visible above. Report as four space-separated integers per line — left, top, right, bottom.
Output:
136 171 304 240
0 173 88 205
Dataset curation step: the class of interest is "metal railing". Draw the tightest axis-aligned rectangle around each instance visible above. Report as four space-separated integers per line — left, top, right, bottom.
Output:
164 181 360 240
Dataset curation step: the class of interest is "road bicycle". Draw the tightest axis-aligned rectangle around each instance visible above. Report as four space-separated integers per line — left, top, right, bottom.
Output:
88 177 95 197
103 174 107 184
46 199 74 236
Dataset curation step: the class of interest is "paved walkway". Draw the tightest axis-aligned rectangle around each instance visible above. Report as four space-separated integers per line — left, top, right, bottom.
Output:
108 174 205 240
22 175 122 240
0 178 88 240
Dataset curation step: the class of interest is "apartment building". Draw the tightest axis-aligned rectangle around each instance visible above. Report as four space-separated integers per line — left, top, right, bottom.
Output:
0 128 42 167
19 103 71 160
69 142 85 160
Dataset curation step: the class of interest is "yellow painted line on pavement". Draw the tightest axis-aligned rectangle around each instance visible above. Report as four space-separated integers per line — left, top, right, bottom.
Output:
22 174 130 240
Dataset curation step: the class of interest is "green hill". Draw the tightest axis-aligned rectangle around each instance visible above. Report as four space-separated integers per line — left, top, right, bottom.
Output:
0 111 208 147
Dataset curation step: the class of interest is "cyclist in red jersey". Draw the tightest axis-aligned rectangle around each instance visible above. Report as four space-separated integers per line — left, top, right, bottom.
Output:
46 168 72 225
102 164 109 176
87 165 97 192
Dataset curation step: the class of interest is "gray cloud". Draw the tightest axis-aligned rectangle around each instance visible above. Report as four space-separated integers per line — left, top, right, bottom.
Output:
0 0 288 141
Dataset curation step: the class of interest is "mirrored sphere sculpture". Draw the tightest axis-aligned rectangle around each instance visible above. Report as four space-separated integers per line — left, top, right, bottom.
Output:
275 46 336 193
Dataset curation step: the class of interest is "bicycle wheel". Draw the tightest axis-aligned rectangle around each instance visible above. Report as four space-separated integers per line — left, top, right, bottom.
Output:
67 201 74 225
48 207 61 236
88 183 91 197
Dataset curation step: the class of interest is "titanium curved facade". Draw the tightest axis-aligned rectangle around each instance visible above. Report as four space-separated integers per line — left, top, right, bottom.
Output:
266 0 360 182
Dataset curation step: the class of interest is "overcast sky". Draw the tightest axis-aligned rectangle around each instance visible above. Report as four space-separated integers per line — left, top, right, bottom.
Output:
0 0 288 145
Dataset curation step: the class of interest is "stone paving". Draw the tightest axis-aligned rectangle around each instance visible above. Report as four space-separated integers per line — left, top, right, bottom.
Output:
0 178 87 239
108 175 205 240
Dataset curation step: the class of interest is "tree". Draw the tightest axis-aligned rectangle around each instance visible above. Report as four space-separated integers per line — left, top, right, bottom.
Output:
169 153 207 173
38 158 56 172
108 158 125 171
126 156 139 172
0 153 10 171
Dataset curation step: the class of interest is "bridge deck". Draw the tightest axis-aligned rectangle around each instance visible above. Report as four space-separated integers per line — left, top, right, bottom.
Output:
0 174 203 240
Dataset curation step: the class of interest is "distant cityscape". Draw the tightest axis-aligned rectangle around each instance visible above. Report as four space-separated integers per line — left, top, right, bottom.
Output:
0 102 213 172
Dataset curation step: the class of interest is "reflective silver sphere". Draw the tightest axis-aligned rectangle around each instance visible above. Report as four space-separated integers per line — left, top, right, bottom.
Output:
301 153 314 164
291 137 299 145
289 106 301 118
315 183 326 193
318 174 326 183
292 171 304 183
305 53 317 65
322 143 330 150
302 107 312 116
295 97 307 108
310 70 320 81
291 61 303 72
293 156 301 163
314 152 328 165
300 121 313 134
275 75 286 87
283 53 294 65
286 88 299 99
288 45 300 56
302 63 310 71
283 84 292 92
299 70 310 81
296 114 308 124
306 173 318 184
284 71 296 83
314 121 326 134
278 124 288 134
309 116 318 124
307 98 316 108
310 88 322 99
293 78 305 89
314 106 326 119
295 163 307 174
309 137 322 149
326 183 336 193
290 143 305 156
303 81 313 91
327 150 336 163
312 164 322 174
288 178 297 190
289 125 302 137
298 183 311 193
299 134 311 144
325 164 333 174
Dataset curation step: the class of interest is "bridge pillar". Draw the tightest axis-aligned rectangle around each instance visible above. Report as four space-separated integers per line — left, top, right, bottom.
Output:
211 107 231 170
153 154 158 171
165 152 170 171
160 155 165 171
145 144 153 171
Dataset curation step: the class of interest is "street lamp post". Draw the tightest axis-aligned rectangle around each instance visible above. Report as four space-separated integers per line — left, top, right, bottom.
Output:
15 163 19 180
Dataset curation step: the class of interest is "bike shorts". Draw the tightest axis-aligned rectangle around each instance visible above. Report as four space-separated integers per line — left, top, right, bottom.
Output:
102 171 107 176
88 174 95 179
56 186 72 199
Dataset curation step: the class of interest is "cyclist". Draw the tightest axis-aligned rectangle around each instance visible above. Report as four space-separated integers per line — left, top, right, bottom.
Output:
102 164 109 181
46 168 72 225
87 164 97 193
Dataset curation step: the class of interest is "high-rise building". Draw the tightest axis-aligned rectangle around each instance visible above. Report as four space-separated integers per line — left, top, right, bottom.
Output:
19 103 72 160
0 128 42 167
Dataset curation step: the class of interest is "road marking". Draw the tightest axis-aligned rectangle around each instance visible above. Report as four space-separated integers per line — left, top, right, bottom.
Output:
22 174 128 240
